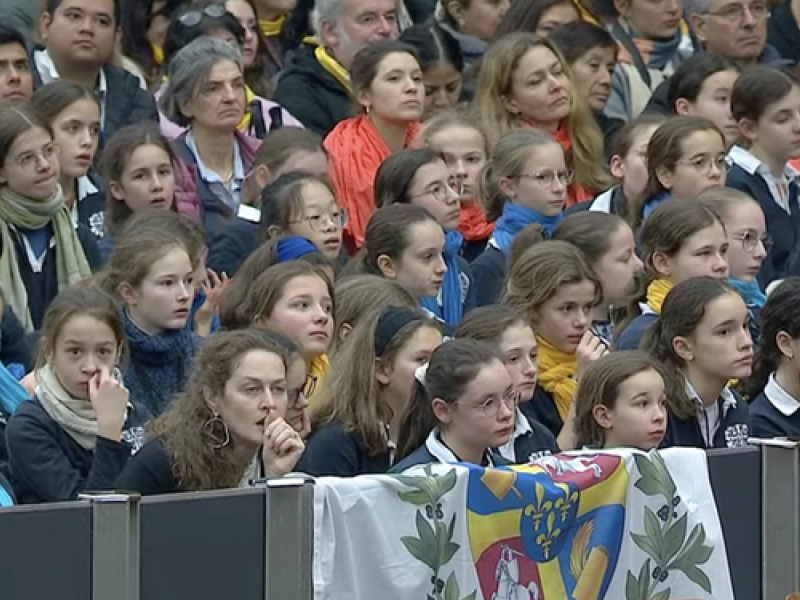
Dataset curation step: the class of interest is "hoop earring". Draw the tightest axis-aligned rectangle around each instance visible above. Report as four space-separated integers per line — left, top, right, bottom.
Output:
203 414 231 449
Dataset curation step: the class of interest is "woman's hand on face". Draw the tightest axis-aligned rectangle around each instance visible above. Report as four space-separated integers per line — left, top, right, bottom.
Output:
261 410 305 478
89 365 129 441
575 331 608 381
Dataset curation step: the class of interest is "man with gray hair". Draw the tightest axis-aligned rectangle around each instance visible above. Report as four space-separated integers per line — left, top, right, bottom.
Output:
645 0 782 114
274 0 400 136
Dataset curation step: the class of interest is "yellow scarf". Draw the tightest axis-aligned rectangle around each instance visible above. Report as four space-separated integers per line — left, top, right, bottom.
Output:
306 354 330 404
315 45 351 92
646 278 674 314
536 336 577 423
152 44 164 66
237 85 257 133
259 14 286 37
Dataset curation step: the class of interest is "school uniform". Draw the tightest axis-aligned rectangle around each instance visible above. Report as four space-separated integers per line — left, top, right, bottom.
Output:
661 381 750 450
615 312 660 351
727 146 800 287
71 175 106 240
471 246 506 307
390 429 509 473
207 217 260 277
496 408 559 464
520 387 565 441
6 396 149 504
750 374 800 438
296 418 393 477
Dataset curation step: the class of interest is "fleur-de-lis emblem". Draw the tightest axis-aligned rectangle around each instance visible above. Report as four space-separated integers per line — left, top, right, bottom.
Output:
523 482 553 529
554 483 579 521
535 512 562 559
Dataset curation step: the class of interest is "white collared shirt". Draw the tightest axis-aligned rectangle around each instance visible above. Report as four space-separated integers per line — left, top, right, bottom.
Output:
184 129 245 210
684 379 738 447
496 408 533 462
764 373 800 416
728 145 799 215
33 48 109 127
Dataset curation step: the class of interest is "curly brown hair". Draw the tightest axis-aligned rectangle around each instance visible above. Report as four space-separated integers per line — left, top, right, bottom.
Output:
148 329 290 491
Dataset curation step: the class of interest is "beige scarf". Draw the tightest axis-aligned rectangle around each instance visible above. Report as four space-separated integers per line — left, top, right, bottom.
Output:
36 364 100 451
0 185 93 331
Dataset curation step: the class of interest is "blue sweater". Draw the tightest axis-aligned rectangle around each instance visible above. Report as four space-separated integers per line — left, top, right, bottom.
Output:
615 313 660 351
750 376 800 438
520 387 565 441
471 246 506 307
661 391 751 450
296 418 392 477
6 396 150 503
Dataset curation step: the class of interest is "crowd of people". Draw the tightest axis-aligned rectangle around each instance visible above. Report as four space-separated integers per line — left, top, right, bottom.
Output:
0 0 797 507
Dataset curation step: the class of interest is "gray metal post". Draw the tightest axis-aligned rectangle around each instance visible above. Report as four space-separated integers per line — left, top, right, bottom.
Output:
757 440 800 599
259 476 314 600
80 492 141 600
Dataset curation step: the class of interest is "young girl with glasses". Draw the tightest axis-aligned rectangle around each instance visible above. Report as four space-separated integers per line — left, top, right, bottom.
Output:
376 148 474 326
629 116 727 231
300 306 443 476
0 106 99 332
728 66 800 286
472 129 569 307
392 339 515 471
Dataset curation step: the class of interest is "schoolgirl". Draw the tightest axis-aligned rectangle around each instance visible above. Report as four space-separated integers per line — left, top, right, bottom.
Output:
208 171 345 276
300 306 443 476
347 205 449 324
616 199 729 351
728 66 800 285
399 24 465 116
504 240 607 442
97 125 191 262
115 329 304 495
553 212 643 345
584 114 664 217
665 53 740 148
455 305 560 461
573 351 668 451
376 148 474 326
219 261 334 400
419 109 491 261
330 275 417 355
0 106 98 332
604 0 693 121
747 278 800 438
629 116 727 231
99 212 201 417
642 276 753 449
6 286 149 503
325 41 424 251
392 339 513 471
28 81 105 239
698 187 769 340
475 32 612 205
471 129 568 307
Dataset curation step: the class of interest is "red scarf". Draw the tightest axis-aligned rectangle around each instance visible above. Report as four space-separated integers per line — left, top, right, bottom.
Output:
520 121 593 208
324 115 422 250
459 200 494 241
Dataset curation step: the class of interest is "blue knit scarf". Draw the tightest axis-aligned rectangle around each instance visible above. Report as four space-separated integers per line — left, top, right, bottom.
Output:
122 311 200 417
729 278 767 309
420 230 464 326
490 203 563 255
642 192 671 221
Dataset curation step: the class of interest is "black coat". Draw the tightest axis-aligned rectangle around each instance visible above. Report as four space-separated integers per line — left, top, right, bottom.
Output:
768 1 800 66
273 46 354 137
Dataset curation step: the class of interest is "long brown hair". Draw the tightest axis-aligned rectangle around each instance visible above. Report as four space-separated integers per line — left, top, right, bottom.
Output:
149 329 290 491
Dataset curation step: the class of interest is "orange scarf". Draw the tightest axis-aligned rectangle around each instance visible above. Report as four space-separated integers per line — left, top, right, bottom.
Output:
324 115 422 249
520 121 593 208
459 199 494 241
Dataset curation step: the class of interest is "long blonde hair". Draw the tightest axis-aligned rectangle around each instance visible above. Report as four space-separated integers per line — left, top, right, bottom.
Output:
473 32 612 194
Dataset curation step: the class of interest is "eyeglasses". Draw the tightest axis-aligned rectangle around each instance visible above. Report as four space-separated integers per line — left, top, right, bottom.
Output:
517 170 574 187
288 374 317 408
178 3 227 27
461 389 520 418
732 230 773 253
12 143 59 172
290 208 348 232
675 153 728 174
704 1 770 21
411 181 458 203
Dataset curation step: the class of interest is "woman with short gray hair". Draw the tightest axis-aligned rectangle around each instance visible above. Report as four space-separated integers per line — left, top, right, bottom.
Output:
160 37 263 234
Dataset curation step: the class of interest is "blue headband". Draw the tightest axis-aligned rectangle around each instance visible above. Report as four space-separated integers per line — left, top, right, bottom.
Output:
276 236 317 263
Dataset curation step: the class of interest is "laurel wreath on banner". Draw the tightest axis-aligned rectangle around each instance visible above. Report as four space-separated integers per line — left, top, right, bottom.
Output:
394 465 478 600
626 452 715 600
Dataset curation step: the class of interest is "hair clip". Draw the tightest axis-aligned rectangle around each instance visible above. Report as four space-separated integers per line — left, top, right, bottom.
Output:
414 363 429 387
